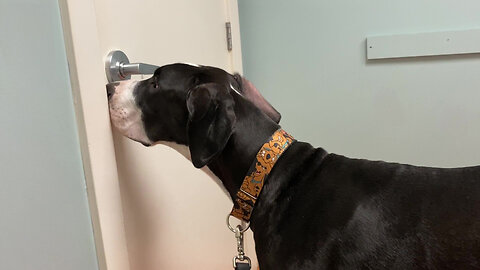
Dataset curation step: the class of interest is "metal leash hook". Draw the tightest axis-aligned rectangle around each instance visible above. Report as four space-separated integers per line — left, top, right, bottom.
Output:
227 215 251 270
233 225 251 270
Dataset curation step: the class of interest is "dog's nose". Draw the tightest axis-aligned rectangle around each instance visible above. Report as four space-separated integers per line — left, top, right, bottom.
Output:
106 83 117 100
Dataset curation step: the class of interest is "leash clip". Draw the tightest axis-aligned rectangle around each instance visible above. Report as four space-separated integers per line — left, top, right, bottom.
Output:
227 214 251 269
232 225 251 269
235 226 246 260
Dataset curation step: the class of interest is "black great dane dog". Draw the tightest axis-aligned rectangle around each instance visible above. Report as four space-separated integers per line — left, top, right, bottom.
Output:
106 64 480 270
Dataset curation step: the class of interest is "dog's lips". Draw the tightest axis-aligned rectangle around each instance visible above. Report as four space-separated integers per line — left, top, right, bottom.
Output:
127 136 151 146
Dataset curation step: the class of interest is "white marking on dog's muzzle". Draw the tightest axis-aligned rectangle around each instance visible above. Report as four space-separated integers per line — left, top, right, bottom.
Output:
108 80 151 145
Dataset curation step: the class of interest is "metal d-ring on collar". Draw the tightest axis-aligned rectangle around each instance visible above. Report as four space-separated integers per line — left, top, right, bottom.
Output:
227 214 250 233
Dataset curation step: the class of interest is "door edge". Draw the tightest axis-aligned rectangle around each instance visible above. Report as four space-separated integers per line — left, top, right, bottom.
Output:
58 1 130 270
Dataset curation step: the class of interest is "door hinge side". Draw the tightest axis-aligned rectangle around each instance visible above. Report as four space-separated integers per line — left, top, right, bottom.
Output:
226 22 232 51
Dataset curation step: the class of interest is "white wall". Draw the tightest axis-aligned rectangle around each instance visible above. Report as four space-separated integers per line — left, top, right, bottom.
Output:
238 1 480 167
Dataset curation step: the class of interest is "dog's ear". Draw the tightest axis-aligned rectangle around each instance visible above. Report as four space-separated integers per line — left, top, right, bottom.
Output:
186 83 236 168
233 73 281 124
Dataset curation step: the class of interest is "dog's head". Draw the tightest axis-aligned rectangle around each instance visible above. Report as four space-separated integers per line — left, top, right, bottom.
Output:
106 63 280 168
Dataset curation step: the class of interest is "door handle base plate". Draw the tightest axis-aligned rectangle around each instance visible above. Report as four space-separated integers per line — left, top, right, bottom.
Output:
105 50 131 82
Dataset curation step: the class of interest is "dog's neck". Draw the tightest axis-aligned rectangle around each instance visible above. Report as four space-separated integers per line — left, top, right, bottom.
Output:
206 102 280 200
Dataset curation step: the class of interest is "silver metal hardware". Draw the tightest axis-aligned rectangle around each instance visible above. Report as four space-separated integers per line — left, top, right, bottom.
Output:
227 214 251 268
227 214 250 233
233 256 251 268
232 225 251 268
239 189 258 201
105 50 160 82
226 22 232 51
235 226 245 260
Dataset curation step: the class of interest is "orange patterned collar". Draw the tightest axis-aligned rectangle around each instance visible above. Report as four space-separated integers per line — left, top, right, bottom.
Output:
230 129 295 222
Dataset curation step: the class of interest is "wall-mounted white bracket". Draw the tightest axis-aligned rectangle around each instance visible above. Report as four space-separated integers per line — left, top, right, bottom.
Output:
367 29 480 60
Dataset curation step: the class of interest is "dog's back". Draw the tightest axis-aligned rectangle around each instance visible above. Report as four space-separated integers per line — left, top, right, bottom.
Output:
254 142 480 269
323 155 480 269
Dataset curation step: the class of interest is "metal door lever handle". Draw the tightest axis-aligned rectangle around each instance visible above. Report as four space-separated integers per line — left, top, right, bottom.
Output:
105 50 160 82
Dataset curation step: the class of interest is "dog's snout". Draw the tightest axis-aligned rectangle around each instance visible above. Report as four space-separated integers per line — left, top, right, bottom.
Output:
106 83 118 100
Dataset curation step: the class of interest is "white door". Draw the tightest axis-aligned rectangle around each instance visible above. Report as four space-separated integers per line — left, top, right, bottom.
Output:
60 0 256 269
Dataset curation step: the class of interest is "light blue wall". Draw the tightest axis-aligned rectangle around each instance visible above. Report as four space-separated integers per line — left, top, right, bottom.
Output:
238 1 480 167
0 0 99 269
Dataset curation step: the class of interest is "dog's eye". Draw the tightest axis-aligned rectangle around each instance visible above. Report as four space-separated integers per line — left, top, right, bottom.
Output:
152 82 158 88
190 76 200 86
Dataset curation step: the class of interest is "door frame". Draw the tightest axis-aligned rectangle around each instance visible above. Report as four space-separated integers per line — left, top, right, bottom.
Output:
57 1 243 269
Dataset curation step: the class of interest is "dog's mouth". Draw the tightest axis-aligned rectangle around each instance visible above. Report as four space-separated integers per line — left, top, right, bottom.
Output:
128 137 151 147
109 107 152 145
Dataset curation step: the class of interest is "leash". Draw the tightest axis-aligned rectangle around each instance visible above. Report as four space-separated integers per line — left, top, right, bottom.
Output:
226 129 295 269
